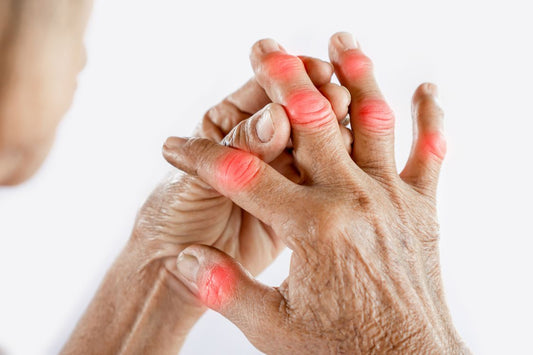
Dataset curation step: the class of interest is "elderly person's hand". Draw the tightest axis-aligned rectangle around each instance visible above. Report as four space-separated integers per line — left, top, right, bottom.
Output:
134 56 351 297
62 55 351 354
0 0 92 184
163 33 468 354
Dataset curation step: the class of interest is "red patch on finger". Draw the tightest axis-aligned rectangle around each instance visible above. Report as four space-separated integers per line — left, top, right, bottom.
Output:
215 151 261 193
418 132 447 161
286 89 334 128
199 265 237 309
339 50 373 80
263 53 302 81
355 99 395 134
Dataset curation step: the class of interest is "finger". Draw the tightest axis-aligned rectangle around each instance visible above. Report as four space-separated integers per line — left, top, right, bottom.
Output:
198 57 338 141
250 39 348 180
318 83 351 122
400 83 446 197
340 125 353 154
299 56 334 87
220 103 291 163
175 245 288 354
329 32 396 176
162 136 300 227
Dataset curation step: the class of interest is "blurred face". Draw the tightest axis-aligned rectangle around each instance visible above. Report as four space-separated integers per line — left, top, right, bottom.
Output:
0 2 88 185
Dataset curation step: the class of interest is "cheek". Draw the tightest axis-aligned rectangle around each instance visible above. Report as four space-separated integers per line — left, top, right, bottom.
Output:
418 132 447 161
215 151 261 193
198 265 237 309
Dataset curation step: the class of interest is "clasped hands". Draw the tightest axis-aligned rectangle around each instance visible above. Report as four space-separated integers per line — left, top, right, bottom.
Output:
133 32 466 354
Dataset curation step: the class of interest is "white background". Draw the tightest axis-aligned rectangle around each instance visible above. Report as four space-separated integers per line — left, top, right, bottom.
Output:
1 0 532 354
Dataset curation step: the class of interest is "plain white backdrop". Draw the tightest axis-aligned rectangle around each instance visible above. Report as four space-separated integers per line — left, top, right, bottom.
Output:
1 0 532 354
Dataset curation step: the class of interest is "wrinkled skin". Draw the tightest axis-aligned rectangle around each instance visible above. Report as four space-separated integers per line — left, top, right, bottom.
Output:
62 53 353 354
134 55 352 293
0 0 92 185
164 33 469 354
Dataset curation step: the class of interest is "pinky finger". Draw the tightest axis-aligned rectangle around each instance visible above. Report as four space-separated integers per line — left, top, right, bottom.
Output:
400 83 446 197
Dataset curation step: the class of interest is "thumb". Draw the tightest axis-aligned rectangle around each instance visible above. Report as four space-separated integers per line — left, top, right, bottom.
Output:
175 245 288 351
221 103 291 163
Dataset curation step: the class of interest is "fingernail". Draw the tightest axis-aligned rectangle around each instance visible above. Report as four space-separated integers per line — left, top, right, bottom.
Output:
176 252 200 284
256 109 274 143
163 136 187 151
259 39 280 54
336 32 358 50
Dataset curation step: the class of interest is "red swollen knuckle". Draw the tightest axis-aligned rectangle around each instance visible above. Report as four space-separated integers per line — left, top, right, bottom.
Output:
340 50 373 80
199 264 237 309
418 132 447 161
216 150 262 193
356 99 395 134
261 53 303 81
286 89 334 128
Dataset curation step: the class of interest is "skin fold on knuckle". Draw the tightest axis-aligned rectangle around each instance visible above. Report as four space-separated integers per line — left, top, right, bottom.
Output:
355 99 395 135
215 150 262 194
198 264 237 310
286 89 335 129
416 131 447 162
260 53 303 82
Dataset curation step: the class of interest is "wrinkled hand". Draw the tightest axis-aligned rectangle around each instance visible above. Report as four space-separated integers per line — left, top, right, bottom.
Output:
132 55 351 307
163 33 468 354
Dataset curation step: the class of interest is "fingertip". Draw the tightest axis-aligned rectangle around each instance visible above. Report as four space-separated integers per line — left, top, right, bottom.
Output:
162 136 188 162
329 32 359 62
412 82 444 133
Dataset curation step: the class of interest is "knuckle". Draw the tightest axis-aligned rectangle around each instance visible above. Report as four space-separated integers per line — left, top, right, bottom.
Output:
216 150 263 192
418 131 447 161
340 50 373 79
286 89 334 128
261 53 303 80
355 99 395 134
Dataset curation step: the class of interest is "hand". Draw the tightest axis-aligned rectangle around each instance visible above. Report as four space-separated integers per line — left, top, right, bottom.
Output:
62 45 352 355
132 55 351 307
0 0 92 184
163 33 468 354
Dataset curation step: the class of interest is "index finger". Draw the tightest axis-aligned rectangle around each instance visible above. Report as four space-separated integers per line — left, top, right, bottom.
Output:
250 39 348 180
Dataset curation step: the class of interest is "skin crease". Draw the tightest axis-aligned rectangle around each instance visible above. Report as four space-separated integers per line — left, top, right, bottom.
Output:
418 132 447 161
286 90 334 128
199 264 238 309
356 99 396 134
62 50 351 353
1 8 463 351
215 151 262 193
0 0 92 185
165 34 470 354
